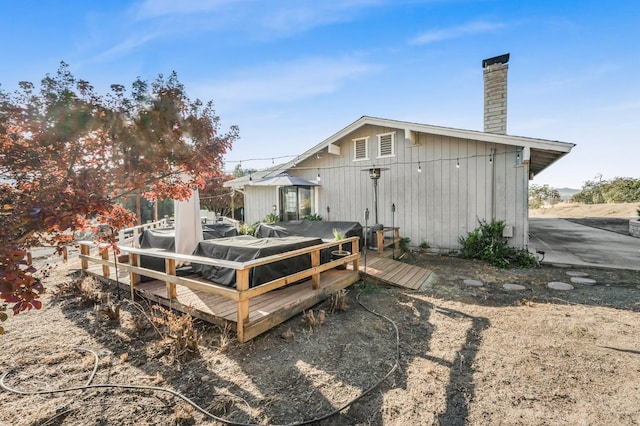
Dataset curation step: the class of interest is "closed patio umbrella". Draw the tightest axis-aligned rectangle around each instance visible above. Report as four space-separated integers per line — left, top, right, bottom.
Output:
174 187 203 265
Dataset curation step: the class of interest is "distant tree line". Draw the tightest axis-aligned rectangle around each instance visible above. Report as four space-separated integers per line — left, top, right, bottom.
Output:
528 184 560 209
570 175 640 204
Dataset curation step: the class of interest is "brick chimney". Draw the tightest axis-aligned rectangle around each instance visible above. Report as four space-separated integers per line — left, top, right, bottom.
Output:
483 53 510 134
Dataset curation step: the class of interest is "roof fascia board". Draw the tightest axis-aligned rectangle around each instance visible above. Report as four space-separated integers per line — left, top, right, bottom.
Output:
244 116 575 179
362 116 575 153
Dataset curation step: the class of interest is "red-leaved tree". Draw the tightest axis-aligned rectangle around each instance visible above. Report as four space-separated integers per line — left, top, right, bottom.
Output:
0 63 238 332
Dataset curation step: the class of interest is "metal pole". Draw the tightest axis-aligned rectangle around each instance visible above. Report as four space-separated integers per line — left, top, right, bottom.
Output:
373 179 379 224
391 203 396 260
364 208 369 279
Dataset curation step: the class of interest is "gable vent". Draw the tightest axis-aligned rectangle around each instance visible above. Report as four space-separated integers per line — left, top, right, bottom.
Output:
377 132 395 158
354 137 368 160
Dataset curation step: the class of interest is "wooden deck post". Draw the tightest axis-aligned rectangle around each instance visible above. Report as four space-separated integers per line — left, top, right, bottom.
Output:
165 258 177 299
377 230 384 257
101 248 110 277
311 249 320 290
352 239 360 271
236 268 250 343
129 253 139 300
80 244 89 269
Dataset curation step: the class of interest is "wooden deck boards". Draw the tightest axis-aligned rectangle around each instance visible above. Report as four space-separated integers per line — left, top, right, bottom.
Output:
357 255 432 290
85 252 430 341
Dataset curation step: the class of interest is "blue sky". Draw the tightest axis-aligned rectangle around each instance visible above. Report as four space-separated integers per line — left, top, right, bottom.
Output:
2 0 639 189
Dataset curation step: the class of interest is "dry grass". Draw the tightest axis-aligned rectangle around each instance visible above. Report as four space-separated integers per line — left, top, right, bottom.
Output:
329 289 349 312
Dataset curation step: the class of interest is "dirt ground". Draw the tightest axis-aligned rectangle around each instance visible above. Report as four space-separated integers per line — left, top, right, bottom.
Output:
1 208 639 425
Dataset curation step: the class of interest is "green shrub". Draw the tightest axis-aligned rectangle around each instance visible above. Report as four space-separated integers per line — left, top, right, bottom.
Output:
420 241 430 249
264 213 279 224
304 213 323 221
238 222 259 236
459 219 536 268
399 237 411 252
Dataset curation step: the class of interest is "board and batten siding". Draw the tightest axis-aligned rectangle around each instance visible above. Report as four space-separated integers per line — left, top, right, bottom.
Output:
292 124 529 249
244 186 278 224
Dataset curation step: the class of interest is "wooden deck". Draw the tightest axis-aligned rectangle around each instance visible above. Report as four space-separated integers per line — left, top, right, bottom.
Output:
79 238 361 343
356 255 432 290
80 237 431 342
87 263 358 342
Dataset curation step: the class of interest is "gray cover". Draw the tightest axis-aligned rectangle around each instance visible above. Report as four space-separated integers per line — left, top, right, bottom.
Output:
255 220 363 252
202 223 238 239
191 236 323 288
138 228 176 275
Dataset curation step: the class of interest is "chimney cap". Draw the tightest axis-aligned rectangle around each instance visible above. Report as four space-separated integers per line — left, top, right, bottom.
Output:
482 53 510 68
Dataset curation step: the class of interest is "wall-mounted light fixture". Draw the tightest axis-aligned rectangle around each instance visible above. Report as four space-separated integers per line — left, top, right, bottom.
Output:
272 204 277 212
317 168 321 181
456 158 460 168
417 161 422 173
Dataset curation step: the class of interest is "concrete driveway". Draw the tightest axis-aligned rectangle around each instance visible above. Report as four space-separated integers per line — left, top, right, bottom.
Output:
528 218 640 271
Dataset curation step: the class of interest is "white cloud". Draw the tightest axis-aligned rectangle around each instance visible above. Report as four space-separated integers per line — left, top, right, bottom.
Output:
521 64 619 96
196 56 381 106
410 21 507 45
261 0 385 35
94 32 161 61
598 100 640 113
134 0 245 20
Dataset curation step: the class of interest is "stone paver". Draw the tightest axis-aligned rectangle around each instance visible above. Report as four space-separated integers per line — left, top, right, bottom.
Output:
463 279 483 287
548 281 574 291
503 283 526 291
566 271 589 277
570 277 597 285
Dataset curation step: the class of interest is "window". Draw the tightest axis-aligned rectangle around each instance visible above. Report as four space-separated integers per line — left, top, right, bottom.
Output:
377 132 395 158
279 186 314 221
353 137 369 161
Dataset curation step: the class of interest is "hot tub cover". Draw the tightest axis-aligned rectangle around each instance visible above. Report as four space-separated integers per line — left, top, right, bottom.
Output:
255 220 363 251
191 235 323 288
202 223 238 239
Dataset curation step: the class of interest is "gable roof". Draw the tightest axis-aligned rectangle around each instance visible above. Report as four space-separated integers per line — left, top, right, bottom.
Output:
225 116 575 188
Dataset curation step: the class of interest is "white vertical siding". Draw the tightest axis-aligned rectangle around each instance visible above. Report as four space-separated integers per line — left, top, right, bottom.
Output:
245 123 529 250
244 186 277 224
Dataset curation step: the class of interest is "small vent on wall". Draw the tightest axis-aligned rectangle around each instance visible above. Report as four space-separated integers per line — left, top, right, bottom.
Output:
354 138 367 160
379 134 393 156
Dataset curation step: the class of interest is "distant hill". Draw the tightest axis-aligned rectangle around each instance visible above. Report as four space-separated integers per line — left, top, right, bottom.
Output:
555 187 580 200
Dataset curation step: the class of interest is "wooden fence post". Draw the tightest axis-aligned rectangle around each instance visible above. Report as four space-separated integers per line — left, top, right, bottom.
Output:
236 268 250 343
311 249 320 289
129 253 139 300
165 258 177 299
101 248 110 277
80 244 89 270
352 238 360 271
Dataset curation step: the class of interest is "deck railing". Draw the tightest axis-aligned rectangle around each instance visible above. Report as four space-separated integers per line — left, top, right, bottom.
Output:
117 218 171 246
78 236 360 342
376 227 401 257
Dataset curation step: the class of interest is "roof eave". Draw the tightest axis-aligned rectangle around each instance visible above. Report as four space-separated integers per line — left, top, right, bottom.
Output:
285 116 575 170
